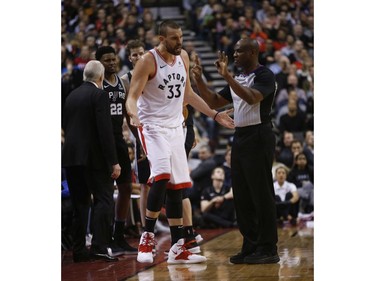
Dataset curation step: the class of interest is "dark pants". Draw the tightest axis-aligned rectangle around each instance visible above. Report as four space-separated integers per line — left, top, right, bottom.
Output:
275 192 297 219
114 136 132 185
65 166 114 255
231 123 278 254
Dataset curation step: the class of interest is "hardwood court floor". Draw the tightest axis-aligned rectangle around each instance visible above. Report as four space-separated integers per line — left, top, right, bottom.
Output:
61 221 314 281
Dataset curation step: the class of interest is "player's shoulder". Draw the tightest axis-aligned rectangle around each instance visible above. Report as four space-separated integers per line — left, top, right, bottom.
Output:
138 50 156 67
178 49 190 69
180 49 189 60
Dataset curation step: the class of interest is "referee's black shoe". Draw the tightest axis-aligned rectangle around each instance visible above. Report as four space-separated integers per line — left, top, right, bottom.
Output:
229 245 257 264
229 252 249 264
243 251 280 264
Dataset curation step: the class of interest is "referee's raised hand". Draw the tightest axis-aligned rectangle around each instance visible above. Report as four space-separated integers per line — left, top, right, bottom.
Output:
215 51 230 78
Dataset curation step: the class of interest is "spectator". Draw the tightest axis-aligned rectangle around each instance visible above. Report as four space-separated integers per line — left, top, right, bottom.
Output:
144 29 159 50
237 16 252 37
272 29 287 51
261 5 280 38
287 152 313 188
250 20 269 55
276 131 294 168
287 152 314 214
61 56 83 124
255 0 271 23
188 144 218 217
296 57 313 92
278 98 307 134
277 11 293 34
274 55 291 95
275 73 307 115
259 38 274 66
200 167 236 228
292 23 311 53
125 0 143 19
267 50 283 75
197 0 217 39
141 9 155 32
303 130 314 168
291 140 304 161
275 88 307 127
280 34 295 58
124 13 140 41
73 44 92 71
288 39 306 68
273 166 299 226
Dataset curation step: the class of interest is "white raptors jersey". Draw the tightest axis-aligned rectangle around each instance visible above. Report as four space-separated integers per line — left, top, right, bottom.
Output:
138 48 187 128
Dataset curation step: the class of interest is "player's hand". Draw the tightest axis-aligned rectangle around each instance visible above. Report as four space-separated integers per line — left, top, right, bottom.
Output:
111 164 121 179
215 108 235 129
129 114 143 128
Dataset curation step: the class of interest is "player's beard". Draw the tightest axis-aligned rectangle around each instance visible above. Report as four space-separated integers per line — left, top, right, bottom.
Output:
166 43 182 56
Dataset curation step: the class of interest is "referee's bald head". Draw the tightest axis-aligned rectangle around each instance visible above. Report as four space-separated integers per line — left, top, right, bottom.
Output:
239 38 259 55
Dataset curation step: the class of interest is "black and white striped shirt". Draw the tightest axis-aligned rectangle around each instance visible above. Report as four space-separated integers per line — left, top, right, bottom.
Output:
219 65 276 127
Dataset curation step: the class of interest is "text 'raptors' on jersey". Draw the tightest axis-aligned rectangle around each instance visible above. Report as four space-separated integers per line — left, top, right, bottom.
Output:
138 48 187 128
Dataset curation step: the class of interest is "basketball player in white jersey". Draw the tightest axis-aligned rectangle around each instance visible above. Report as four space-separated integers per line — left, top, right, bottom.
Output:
123 40 204 254
126 20 234 264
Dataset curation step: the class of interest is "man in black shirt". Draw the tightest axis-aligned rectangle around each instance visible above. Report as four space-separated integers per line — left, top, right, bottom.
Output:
192 38 279 264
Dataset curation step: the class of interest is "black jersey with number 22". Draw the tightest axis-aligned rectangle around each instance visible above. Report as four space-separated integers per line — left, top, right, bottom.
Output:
103 75 126 136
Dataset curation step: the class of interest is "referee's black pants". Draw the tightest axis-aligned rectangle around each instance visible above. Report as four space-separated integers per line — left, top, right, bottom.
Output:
231 122 278 255
65 166 115 255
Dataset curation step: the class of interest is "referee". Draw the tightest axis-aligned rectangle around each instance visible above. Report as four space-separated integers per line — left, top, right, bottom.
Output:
191 38 279 264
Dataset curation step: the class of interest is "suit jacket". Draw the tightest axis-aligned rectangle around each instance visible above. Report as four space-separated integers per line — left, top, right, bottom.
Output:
62 81 118 171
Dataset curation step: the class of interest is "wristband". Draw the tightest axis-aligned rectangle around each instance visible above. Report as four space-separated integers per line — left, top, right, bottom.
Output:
213 111 219 121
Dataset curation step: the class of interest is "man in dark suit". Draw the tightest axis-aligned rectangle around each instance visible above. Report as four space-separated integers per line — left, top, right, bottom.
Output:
62 60 121 262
